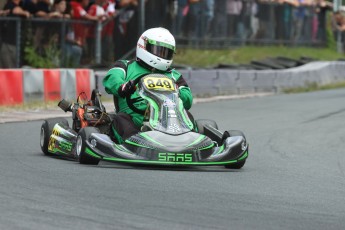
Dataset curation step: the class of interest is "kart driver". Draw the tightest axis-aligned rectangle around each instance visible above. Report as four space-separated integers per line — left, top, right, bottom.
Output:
103 27 193 143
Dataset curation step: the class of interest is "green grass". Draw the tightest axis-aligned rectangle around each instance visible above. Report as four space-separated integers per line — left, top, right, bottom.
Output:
174 46 344 68
0 100 60 112
283 81 345 94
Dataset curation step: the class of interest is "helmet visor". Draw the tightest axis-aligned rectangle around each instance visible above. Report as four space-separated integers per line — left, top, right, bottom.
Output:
146 39 175 60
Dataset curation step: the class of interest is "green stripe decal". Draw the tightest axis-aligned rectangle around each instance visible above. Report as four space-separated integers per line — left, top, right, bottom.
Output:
139 133 165 147
101 155 247 165
215 145 225 155
112 126 124 144
50 148 69 155
85 147 102 159
238 151 248 161
125 140 153 149
186 135 206 148
147 38 175 51
141 95 159 127
198 143 215 151
178 99 194 130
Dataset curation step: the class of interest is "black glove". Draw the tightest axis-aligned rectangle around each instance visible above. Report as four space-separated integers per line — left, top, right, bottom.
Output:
118 80 136 98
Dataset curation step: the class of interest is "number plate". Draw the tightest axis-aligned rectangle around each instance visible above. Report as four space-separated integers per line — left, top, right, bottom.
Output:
143 77 175 91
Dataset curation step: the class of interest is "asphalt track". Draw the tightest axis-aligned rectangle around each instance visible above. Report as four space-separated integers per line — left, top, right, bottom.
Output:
1 89 345 230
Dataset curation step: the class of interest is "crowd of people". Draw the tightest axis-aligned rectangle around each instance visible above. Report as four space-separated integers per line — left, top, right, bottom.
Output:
167 0 344 45
0 0 139 68
1 0 345 69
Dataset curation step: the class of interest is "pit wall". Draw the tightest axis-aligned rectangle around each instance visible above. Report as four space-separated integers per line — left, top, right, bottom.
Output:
1 61 344 105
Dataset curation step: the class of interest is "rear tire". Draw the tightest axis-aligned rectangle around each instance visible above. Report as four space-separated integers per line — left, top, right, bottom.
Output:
40 118 69 155
76 127 100 165
195 119 218 134
222 130 247 169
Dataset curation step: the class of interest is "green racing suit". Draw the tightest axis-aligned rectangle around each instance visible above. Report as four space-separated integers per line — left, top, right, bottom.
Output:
103 59 193 128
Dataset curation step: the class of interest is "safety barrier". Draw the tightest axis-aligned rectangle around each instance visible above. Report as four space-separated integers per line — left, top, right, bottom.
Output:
0 69 95 105
1 61 344 106
95 61 345 99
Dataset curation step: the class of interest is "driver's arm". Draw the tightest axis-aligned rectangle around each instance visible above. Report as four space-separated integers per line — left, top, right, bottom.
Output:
176 76 193 110
103 61 127 97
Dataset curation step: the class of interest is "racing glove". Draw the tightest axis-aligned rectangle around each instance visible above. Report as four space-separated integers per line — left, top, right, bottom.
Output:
118 80 137 98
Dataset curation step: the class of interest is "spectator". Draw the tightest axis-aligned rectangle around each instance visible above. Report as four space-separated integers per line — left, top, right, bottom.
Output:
315 0 333 42
70 0 105 64
186 0 201 39
226 0 242 39
331 11 345 51
86 0 108 62
35 0 52 18
63 1 83 67
113 0 138 60
172 0 188 36
0 0 30 68
213 0 227 38
34 0 68 53
0 9 10 16
302 0 314 42
256 0 273 40
41 0 71 66
200 0 214 38
249 0 259 40
275 0 298 41
237 0 252 44
23 0 38 16
51 0 70 18
291 0 309 43
102 0 117 63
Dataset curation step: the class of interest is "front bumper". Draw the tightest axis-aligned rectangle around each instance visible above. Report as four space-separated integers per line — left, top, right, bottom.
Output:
84 133 249 166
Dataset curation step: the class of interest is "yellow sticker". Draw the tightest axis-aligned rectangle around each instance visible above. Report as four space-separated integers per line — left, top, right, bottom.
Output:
143 77 175 91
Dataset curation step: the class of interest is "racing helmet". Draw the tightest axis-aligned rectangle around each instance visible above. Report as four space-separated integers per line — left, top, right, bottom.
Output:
136 27 176 71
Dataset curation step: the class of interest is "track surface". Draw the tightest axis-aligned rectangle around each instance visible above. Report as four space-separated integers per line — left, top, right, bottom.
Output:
1 89 345 230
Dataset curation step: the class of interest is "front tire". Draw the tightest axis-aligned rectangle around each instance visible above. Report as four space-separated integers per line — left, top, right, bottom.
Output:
76 127 100 165
40 118 69 155
224 160 246 169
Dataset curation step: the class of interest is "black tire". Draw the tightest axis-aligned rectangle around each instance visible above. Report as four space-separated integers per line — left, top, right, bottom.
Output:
222 130 246 169
76 127 100 165
195 119 218 134
40 118 69 155
224 160 246 169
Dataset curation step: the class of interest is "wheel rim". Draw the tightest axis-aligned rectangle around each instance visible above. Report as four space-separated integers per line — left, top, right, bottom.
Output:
76 136 83 157
40 127 45 147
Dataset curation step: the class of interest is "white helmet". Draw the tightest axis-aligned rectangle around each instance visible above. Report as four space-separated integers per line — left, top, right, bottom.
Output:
136 27 176 71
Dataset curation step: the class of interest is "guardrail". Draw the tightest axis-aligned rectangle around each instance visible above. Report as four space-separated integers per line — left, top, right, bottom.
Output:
1 61 344 106
95 61 345 99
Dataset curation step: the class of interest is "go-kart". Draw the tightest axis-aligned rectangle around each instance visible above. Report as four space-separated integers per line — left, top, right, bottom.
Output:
40 73 248 169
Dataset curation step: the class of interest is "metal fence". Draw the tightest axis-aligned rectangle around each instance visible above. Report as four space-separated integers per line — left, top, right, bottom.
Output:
0 1 338 69
0 17 107 68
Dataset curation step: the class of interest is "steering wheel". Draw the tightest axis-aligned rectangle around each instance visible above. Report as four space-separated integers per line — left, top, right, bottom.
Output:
91 89 106 113
126 73 150 115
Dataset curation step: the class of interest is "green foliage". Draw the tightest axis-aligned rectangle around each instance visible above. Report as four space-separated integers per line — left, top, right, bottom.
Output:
24 37 60 68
